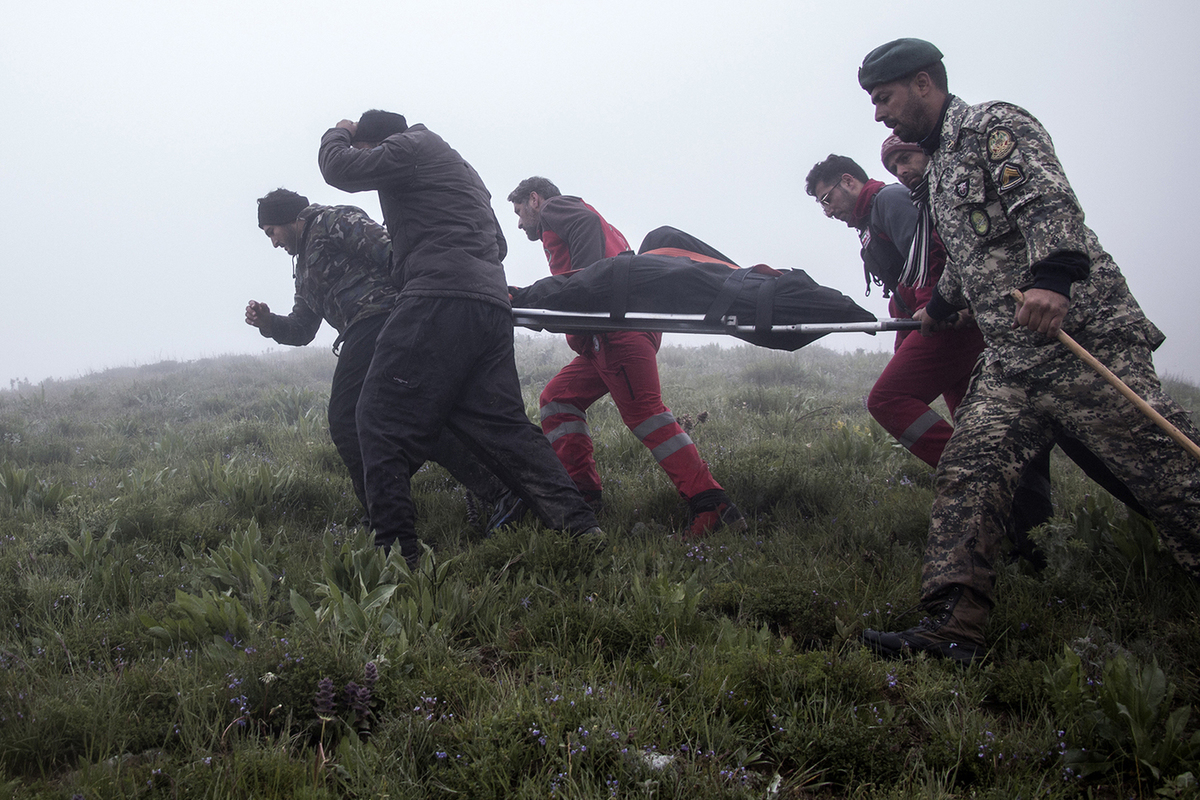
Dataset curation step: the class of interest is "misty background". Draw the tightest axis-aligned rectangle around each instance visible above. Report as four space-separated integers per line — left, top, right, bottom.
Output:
3 0 1197 388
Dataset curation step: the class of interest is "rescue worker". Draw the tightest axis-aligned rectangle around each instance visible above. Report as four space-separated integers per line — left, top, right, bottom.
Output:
806 153 983 468
856 38 1200 664
246 189 520 528
806 154 1144 562
318 112 600 563
507 177 746 537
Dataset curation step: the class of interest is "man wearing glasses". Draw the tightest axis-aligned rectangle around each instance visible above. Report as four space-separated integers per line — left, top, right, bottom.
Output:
805 153 983 469
807 149 1147 572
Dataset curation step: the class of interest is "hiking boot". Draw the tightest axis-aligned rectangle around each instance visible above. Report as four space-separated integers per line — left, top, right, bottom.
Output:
485 490 528 535
686 489 748 538
861 585 989 666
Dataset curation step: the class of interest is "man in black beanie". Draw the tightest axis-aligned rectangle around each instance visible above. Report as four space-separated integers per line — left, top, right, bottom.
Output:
854 39 1200 665
318 113 601 562
247 188 520 531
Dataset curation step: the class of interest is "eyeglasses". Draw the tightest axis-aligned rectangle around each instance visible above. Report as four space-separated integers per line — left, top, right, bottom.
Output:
818 180 841 208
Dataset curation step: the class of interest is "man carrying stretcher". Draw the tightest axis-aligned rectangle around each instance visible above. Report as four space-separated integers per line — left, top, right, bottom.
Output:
508 177 747 537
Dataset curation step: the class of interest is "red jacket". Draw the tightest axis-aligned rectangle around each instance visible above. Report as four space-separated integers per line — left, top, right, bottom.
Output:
536 196 634 353
537 196 630 275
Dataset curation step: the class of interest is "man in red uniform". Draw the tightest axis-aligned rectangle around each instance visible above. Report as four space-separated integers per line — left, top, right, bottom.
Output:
507 177 745 536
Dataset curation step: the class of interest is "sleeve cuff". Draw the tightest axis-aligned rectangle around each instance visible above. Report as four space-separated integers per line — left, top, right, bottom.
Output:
1030 250 1090 296
925 287 963 321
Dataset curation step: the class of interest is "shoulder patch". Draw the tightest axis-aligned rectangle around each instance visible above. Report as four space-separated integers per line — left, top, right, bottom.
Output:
998 163 1027 193
987 127 1017 162
955 179 970 198
969 209 991 237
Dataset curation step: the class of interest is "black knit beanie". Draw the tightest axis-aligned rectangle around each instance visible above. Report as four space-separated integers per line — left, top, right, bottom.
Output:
257 189 310 226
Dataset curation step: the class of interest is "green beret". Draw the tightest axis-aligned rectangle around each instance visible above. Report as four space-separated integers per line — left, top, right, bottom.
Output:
858 38 943 91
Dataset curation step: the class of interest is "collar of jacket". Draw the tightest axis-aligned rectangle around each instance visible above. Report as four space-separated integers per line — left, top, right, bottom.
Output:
919 94 956 155
850 179 886 229
293 203 323 276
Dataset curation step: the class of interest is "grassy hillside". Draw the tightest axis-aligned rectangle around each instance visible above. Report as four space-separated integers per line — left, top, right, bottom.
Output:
1 337 1198 799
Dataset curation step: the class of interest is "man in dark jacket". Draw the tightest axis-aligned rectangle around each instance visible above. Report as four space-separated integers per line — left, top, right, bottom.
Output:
246 188 516 525
507 177 745 537
318 112 599 562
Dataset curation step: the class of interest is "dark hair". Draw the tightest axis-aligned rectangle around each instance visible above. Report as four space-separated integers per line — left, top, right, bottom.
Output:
909 61 948 93
507 176 561 204
354 110 408 144
804 155 868 197
257 188 310 226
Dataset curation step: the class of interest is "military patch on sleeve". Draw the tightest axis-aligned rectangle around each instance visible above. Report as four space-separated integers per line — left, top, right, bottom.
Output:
955 179 970 198
969 209 991 236
987 127 1017 162
998 163 1027 193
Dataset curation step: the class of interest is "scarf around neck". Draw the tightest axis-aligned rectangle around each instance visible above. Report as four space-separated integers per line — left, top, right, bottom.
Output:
849 179 886 230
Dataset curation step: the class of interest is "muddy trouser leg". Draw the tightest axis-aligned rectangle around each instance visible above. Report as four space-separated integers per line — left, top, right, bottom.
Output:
328 314 386 514
922 362 1060 607
1048 340 1200 580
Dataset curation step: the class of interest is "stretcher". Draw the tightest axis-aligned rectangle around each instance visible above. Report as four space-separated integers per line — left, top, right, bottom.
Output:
512 307 921 339
507 233 920 351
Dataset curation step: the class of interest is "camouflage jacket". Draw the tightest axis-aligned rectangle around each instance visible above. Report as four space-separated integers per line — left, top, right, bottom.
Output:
262 204 398 346
928 96 1163 374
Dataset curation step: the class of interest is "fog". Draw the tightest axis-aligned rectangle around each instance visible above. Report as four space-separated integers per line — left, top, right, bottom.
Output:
3 0 1197 387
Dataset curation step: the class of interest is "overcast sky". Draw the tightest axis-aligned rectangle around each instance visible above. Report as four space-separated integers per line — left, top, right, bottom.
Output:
3 0 1198 388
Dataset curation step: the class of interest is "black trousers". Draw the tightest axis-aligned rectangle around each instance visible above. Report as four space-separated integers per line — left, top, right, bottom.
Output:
328 313 509 516
356 298 597 558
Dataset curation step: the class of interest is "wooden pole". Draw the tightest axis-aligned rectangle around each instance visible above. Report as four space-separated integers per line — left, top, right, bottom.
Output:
1011 289 1200 464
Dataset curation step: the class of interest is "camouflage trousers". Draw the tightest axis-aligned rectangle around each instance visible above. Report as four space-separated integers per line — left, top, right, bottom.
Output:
922 337 1200 605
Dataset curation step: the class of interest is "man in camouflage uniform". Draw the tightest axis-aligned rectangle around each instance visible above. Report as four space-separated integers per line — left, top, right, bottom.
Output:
247 188 512 523
855 39 1200 664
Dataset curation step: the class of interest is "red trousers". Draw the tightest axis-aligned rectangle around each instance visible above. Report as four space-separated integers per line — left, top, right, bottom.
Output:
867 325 986 467
540 331 722 499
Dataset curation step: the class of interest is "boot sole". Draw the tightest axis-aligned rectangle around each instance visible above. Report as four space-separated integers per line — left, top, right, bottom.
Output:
861 629 981 666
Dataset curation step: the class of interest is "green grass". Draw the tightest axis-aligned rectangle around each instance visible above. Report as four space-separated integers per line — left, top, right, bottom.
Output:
0 338 1197 798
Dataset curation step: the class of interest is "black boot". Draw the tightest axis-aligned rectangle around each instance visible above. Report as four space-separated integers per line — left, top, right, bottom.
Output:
861 585 990 666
